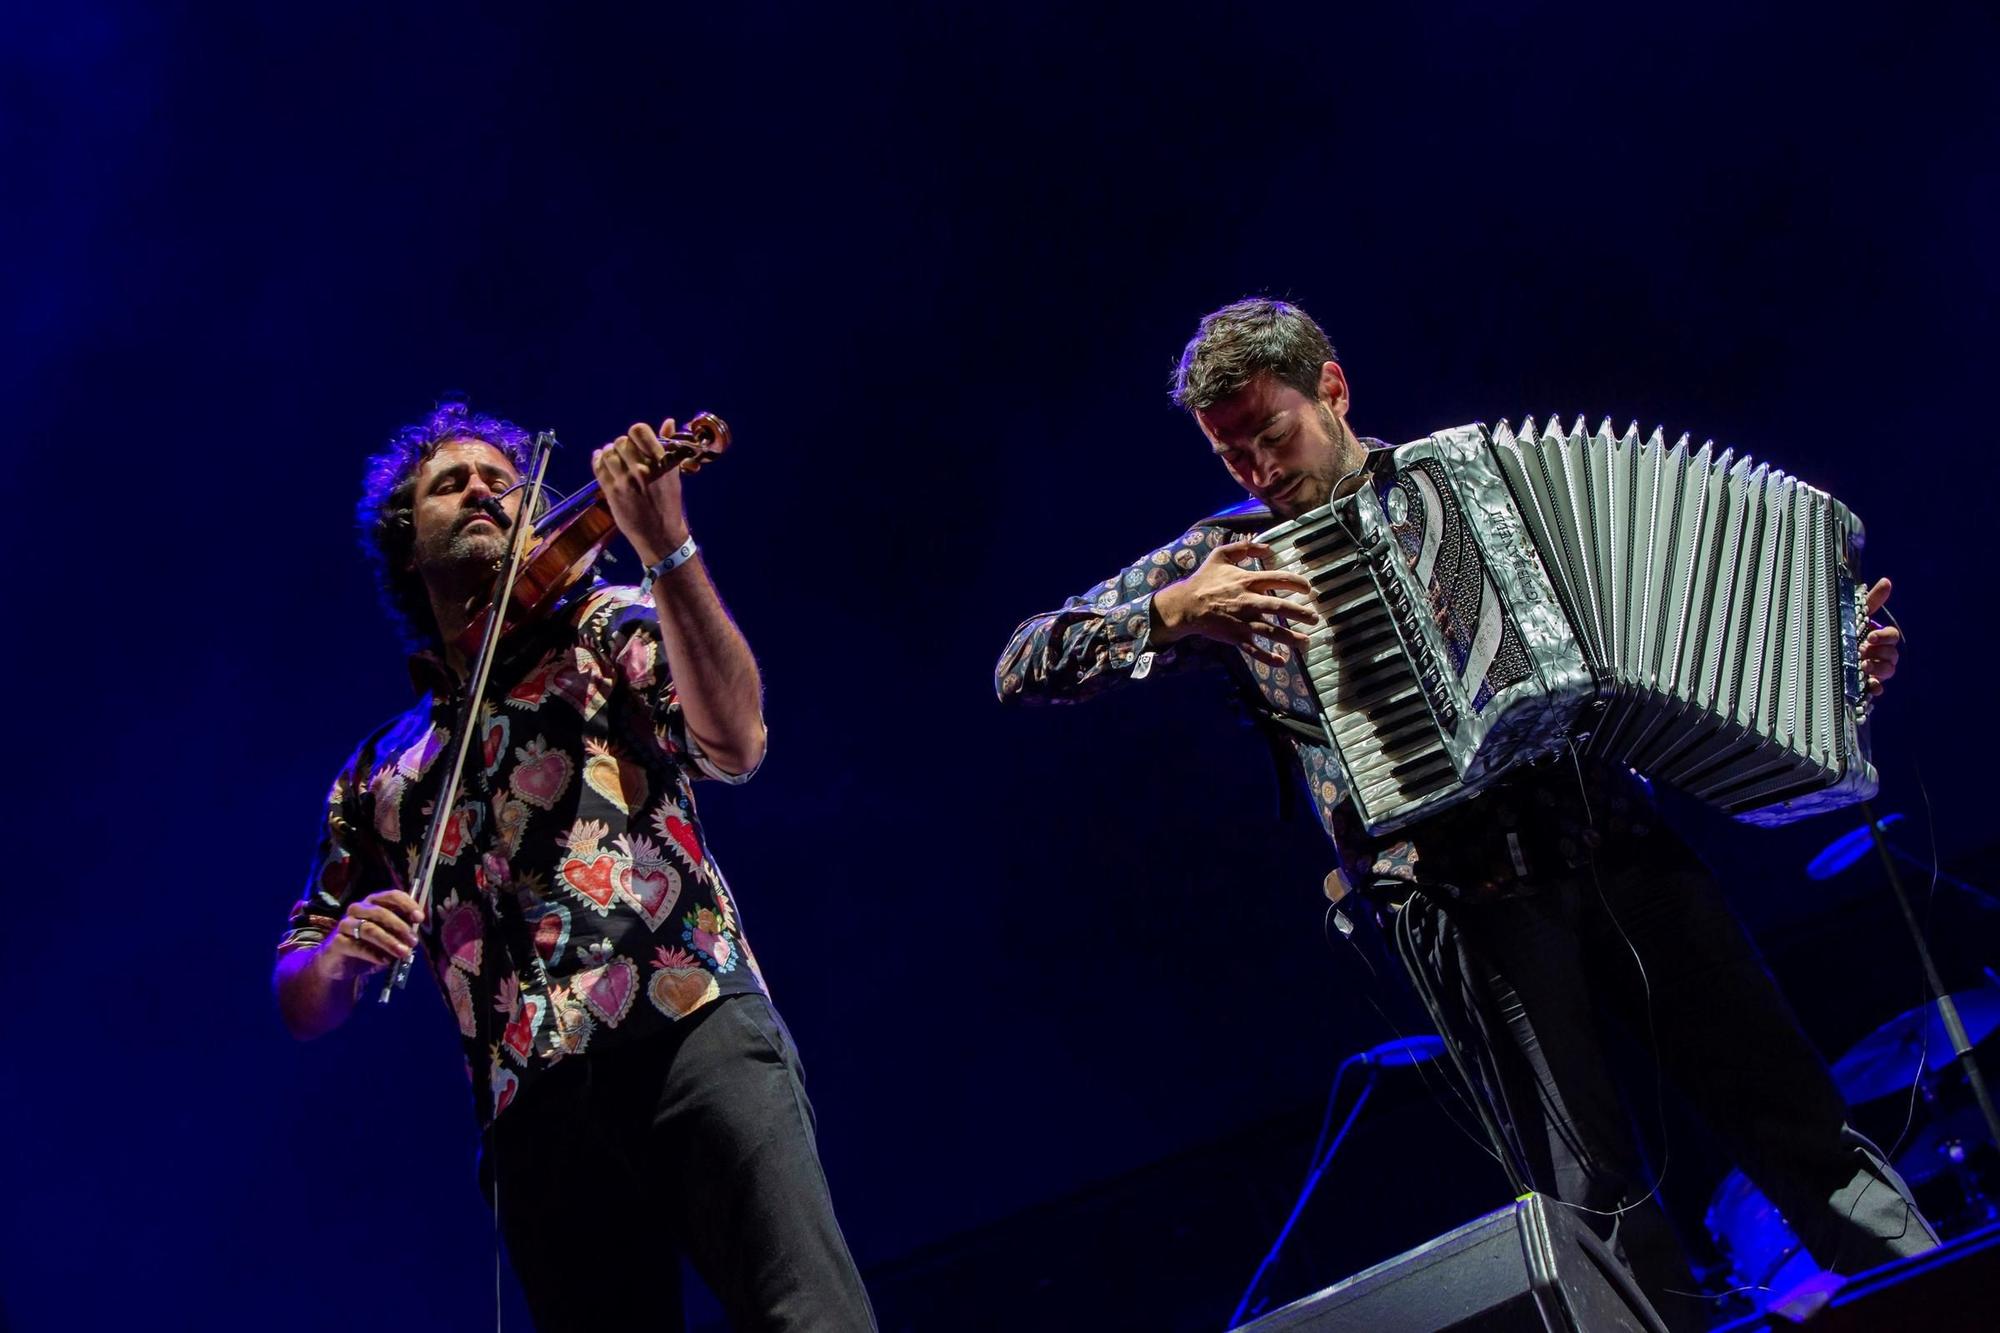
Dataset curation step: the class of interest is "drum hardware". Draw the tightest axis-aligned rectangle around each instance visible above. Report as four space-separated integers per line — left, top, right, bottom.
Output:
1830 990 2000 1105
1711 985 2000 1294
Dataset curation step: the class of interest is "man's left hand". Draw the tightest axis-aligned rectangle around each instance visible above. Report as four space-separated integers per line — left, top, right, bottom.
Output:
1861 577 1900 697
593 419 691 568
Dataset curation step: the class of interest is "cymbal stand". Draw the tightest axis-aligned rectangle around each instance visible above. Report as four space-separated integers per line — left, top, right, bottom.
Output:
1864 800 2000 1158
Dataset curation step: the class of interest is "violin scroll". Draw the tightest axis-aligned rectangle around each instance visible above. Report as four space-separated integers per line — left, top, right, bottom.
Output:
663 413 730 474
454 410 735 661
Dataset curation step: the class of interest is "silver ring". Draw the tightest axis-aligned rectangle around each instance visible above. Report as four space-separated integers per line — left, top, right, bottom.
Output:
350 921 363 941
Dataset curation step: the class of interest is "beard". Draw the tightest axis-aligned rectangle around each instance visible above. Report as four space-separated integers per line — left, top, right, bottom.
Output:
1267 404 1359 518
413 518 510 611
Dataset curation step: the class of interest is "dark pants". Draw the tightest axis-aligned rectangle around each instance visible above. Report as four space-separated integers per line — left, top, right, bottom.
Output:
1393 844 1936 1328
481 994 878 1333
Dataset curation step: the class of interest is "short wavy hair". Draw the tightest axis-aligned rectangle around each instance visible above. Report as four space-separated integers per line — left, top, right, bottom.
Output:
357 401 534 649
1170 297 1337 413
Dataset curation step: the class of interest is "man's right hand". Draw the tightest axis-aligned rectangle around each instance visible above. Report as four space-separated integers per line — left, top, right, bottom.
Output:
315 890 426 983
1150 540 1319 666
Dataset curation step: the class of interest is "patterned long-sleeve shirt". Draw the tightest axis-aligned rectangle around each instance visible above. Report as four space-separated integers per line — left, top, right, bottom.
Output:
994 466 1669 900
281 583 765 1128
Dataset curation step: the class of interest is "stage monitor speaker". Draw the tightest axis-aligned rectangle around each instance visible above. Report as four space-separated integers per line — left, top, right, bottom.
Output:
1233 1192 1667 1332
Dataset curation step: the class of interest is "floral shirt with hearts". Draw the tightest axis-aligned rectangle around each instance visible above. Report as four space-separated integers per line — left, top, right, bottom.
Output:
280 583 766 1128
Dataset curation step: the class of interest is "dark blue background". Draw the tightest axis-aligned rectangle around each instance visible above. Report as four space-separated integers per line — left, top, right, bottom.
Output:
6 3 1997 1329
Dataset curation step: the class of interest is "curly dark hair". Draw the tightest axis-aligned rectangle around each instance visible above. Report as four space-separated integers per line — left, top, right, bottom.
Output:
1170 296 1338 414
357 400 534 649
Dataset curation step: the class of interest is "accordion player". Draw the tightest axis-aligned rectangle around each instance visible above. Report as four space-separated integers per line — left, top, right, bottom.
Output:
1259 416 1879 836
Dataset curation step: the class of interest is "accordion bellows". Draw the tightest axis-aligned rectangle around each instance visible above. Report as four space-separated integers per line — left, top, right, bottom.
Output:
1259 418 1877 835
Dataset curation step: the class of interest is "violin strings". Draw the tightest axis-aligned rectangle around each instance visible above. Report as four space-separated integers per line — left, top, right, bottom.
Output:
495 477 571 508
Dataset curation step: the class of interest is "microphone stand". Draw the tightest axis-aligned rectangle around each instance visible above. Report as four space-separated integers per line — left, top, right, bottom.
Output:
1227 1038 1445 1327
381 430 559 1003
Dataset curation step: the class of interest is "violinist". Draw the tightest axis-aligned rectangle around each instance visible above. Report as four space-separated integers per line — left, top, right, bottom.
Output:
274 401 876 1332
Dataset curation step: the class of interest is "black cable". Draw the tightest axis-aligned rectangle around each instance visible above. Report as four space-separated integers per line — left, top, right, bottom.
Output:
1322 889 1512 1174
1525 743 1672 1226
1394 893 1532 1193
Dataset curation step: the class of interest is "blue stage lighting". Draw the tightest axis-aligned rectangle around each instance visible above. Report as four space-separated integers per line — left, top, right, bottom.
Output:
1806 813 1905 881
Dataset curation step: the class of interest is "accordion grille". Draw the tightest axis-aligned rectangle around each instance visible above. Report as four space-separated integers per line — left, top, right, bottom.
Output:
1485 417 1874 824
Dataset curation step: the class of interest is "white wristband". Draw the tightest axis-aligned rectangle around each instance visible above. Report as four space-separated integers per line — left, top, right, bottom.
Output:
640 534 699 594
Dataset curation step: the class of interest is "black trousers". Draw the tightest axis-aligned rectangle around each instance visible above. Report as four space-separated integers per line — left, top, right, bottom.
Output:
482 994 878 1332
1392 842 1936 1329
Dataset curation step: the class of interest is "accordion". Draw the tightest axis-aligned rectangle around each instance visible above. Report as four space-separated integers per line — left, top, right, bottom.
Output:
1260 418 1878 835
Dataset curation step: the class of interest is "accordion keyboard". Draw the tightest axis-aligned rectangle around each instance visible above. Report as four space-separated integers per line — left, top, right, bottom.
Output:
1268 505 1460 819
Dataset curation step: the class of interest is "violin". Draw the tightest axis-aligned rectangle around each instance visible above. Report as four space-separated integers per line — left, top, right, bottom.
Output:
455 412 731 657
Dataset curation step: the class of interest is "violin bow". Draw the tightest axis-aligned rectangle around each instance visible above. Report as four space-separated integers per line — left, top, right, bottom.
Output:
380 429 560 1004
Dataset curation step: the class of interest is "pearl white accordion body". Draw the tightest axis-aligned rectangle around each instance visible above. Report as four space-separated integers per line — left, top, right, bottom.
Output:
1258 418 1878 835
